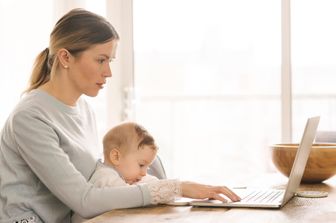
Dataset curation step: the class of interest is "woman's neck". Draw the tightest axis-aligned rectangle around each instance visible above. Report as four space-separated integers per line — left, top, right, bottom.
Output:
40 79 80 106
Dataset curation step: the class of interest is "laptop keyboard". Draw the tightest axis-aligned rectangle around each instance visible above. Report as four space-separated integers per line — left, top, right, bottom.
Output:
240 190 284 203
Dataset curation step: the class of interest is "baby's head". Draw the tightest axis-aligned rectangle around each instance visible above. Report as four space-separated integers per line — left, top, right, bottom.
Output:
103 122 158 184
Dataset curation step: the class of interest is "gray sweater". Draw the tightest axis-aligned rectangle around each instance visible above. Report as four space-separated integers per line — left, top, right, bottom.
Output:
0 90 151 223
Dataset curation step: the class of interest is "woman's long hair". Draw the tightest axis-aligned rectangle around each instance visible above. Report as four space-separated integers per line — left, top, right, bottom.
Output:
25 8 119 93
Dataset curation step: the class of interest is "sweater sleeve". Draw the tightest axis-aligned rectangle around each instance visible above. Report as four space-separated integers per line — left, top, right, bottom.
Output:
136 175 182 204
11 111 151 218
147 179 182 204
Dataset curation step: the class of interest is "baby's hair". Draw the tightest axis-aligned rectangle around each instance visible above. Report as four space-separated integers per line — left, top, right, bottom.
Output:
134 124 157 150
103 122 157 159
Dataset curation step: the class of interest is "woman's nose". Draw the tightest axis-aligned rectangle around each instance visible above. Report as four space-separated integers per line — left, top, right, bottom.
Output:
104 64 112 77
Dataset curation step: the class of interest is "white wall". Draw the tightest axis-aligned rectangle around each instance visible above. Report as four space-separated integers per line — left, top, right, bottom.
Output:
0 0 53 127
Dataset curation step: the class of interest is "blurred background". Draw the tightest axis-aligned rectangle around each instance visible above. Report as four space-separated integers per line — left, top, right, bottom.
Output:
1 0 336 184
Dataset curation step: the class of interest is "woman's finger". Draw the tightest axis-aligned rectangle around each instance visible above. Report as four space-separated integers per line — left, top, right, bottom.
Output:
216 186 241 202
210 193 228 203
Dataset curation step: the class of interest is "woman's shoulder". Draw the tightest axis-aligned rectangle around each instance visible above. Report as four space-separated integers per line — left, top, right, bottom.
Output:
12 89 58 113
7 90 83 126
9 90 45 118
15 90 91 116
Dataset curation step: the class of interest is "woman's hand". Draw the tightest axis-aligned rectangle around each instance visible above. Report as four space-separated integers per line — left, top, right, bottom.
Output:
180 181 241 202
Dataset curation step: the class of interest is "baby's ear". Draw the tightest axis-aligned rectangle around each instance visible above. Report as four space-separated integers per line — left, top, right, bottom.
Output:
109 148 121 165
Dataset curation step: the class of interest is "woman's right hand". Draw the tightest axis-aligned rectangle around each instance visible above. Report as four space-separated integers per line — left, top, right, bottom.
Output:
180 181 241 202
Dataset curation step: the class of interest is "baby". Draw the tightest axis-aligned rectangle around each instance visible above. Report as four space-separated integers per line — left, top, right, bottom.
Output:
92 121 159 186
72 122 159 222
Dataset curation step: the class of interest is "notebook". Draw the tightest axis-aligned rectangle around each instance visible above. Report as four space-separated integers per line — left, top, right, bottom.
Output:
172 116 320 208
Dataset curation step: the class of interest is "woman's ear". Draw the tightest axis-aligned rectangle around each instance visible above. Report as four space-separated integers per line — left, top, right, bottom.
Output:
109 148 121 166
57 48 71 69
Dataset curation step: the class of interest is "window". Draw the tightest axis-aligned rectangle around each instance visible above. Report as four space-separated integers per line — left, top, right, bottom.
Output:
133 0 281 182
292 0 336 139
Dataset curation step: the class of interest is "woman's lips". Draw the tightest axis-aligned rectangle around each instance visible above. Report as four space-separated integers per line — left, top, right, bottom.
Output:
97 83 105 89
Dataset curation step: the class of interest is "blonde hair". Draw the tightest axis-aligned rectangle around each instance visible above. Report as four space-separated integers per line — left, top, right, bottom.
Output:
25 8 119 93
103 122 157 159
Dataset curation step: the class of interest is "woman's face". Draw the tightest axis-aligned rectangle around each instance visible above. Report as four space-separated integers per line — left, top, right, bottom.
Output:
68 40 118 97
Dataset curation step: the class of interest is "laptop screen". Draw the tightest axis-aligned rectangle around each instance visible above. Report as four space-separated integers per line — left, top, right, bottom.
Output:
281 116 320 205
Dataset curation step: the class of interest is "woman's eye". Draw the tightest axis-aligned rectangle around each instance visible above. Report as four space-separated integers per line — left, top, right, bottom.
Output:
139 164 145 168
98 59 105 64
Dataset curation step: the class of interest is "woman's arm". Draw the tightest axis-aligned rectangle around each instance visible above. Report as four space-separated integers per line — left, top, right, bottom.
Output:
11 109 239 218
12 111 151 218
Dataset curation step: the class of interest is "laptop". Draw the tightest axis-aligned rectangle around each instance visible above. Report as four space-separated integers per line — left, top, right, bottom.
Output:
188 116 320 209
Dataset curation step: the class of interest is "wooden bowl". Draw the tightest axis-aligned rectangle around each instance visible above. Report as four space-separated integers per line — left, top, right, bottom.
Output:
271 143 336 183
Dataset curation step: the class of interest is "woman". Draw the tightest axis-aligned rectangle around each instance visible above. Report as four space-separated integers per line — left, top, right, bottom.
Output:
0 8 240 223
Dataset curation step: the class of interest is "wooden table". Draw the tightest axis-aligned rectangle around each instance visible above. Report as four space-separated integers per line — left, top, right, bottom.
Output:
86 175 336 223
